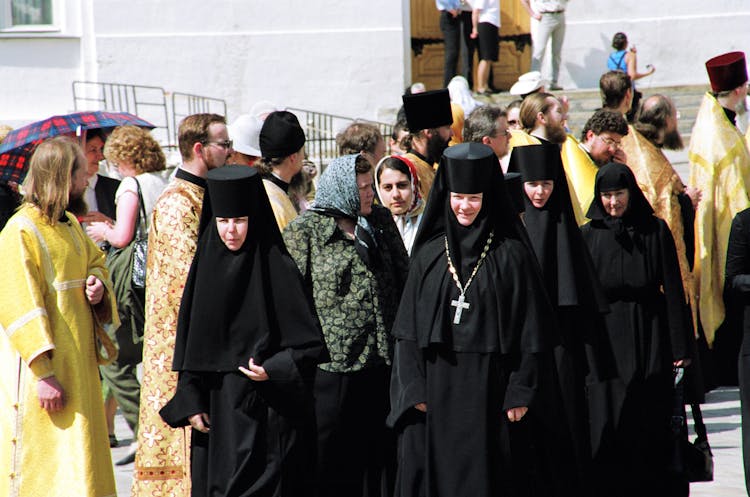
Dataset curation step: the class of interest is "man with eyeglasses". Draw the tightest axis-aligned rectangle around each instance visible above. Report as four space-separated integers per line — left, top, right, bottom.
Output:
463 104 510 165
131 113 230 497
689 52 750 404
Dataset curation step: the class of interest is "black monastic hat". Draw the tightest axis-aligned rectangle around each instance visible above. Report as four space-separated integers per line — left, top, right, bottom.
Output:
443 142 496 194
402 89 453 132
508 143 562 182
206 165 258 218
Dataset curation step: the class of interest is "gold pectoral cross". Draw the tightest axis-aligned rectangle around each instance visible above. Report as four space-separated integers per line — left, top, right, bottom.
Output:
451 293 470 324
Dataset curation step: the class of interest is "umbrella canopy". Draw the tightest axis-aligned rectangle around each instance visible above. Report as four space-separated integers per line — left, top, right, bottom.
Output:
0 111 155 184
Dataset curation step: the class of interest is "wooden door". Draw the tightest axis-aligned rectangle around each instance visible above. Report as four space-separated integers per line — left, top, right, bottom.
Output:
410 0 531 91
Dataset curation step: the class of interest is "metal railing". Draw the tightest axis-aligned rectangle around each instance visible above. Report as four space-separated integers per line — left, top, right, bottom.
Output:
72 81 173 148
72 82 228 151
287 107 394 168
171 92 227 139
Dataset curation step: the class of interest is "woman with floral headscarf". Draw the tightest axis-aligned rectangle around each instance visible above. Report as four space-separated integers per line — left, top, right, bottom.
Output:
283 154 409 497
375 155 424 255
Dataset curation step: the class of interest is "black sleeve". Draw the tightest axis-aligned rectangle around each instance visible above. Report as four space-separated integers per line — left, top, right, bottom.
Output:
726 211 750 294
657 219 693 362
159 371 208 428
387 338 426 428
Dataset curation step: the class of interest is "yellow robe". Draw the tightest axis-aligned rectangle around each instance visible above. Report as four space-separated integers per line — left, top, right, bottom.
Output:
508 130 594 226
404 152 436 203
688 92 750 345
263 179 298 231
0 206 119 497
621 127 696 330
132 176 204 497
449 102 464 146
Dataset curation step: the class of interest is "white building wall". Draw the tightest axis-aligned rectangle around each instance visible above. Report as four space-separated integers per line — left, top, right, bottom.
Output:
1 0 749 127
97 0 410 124
556 1 750 89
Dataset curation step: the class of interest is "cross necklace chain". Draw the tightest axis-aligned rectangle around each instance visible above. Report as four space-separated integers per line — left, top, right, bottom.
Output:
444 230 494 324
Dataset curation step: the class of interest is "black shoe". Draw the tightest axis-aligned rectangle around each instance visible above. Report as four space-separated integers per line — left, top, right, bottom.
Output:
549 84 563 91
109 434 119 448
115 449 136 466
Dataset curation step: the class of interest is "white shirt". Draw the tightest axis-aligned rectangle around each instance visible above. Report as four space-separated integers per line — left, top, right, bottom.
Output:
115 171 171 228
471 0 500 27
530 0 568 13
84 174 99 214
394 213 423 256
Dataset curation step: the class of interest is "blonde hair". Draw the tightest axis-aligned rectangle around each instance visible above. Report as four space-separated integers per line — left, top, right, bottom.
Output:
23 137 84 224
104 125 166 174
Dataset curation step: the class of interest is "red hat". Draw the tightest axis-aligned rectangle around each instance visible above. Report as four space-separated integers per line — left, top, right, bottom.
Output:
705 51 748 92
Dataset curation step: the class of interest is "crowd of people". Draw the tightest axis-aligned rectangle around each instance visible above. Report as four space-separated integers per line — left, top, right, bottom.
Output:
1 37 750 497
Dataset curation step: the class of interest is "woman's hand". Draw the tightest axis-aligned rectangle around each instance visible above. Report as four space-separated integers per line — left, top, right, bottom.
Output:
86 275 104 305
238 358 269 382
414 402 427 412
38 376 66 412
188 413 211 433
86 222 109 243
506 406 528 422
674 358 692 368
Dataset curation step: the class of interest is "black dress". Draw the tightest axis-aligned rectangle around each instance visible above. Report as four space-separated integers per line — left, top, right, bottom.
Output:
581 162 693 497
387 143 555 497
160 167 329 497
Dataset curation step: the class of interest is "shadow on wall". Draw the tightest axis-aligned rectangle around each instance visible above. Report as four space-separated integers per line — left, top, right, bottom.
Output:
564 32 611 89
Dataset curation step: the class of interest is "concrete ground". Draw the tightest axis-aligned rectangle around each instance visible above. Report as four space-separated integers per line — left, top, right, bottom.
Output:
109 386 746 496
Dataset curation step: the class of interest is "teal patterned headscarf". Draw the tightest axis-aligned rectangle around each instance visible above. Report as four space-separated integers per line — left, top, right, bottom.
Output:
310 154 380 267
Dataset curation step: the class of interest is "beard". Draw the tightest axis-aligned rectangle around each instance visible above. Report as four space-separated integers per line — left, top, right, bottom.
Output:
426 132 450 163
67 191 88 217
661 128 684 151
545 123 567 144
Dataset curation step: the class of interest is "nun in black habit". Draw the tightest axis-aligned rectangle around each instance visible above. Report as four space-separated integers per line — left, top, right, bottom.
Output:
581 162 693 497
508 144 610 495
387 142 556 497
160 166 329 497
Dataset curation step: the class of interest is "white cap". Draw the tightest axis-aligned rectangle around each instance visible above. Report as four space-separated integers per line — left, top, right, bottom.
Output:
228 115 262 157
509 71 549 96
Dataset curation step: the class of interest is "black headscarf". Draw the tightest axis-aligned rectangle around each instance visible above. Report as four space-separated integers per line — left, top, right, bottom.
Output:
172 166 327 372
586 161 654 238
509 144 608 311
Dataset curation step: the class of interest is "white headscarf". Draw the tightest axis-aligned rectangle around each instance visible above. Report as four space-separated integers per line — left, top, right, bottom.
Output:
447 76 482 115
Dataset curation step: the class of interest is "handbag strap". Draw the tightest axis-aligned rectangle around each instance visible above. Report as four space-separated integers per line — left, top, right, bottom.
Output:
133 178 147 240
690 403 709 441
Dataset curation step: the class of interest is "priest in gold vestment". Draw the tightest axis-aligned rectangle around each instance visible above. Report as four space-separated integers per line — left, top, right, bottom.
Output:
132 114 230 496
688 52 750 346
622 95 698 326
0 137 119 497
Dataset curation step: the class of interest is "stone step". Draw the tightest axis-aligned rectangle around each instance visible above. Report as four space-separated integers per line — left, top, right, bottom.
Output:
480 84 709 139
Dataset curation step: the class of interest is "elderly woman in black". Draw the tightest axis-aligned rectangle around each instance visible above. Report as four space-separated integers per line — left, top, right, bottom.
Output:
581 162 693 497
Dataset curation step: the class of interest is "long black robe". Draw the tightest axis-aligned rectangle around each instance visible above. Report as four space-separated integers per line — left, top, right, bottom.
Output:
581 162 693 497
508 144 610 495
387 143 555 497
388 235 553 497
160 167 329 497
